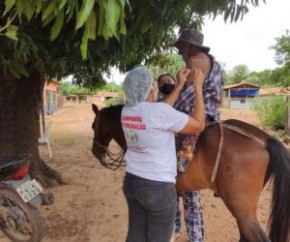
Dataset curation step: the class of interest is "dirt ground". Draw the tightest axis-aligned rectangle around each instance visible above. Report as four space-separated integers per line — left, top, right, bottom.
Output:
0 103 273 242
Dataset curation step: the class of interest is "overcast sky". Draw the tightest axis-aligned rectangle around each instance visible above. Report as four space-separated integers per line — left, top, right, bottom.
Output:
202 0 290 72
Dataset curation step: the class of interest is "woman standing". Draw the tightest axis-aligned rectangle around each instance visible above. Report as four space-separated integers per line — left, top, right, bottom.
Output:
121 66 205 242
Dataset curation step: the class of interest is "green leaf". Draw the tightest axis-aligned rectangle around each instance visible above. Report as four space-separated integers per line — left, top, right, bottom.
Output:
86 11 96 40
58 0 68 10
119 11 126 35
22 0 34 20
42 0 56 22
9 61 28 78
97 2 104 36
76 0 95 30
16 64 29 77
43 13 56 27
106 0 121 36
3 0 16 15
81 30 89 59
50 9 64 40
66 0 76 22
35 0 42 14
5 25 18 40
161 3 168 18
141 16 152 34
117 0 126 8
15 0 23 18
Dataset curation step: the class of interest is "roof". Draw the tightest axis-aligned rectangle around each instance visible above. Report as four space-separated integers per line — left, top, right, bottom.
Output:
259 87 290 95
224 81 260 90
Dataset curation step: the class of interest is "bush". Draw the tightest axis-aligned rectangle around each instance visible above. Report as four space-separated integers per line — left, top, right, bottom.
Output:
252 96 288 130
60 82 93 95
105 95 124 106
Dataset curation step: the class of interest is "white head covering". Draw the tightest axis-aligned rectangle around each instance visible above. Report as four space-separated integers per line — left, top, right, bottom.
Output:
123 66 153 106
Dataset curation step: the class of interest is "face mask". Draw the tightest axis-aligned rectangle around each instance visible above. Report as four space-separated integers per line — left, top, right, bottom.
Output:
159 83 175 95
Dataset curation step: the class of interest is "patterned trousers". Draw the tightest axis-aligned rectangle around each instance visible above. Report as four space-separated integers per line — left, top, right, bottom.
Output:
174 191 204 242
175 134 204 242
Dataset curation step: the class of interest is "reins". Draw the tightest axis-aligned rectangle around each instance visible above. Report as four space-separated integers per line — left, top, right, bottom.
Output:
210 122 265 183
94 109 126 170
210 123 224 183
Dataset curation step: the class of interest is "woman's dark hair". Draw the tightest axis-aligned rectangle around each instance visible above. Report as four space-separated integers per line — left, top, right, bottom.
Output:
157 73 176 84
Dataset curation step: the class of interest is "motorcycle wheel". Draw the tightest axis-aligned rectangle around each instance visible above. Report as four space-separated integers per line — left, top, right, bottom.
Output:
0 187 43 242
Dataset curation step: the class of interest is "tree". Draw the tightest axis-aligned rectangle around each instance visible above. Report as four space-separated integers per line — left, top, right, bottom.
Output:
247 69 272 86
270 30 290 86
271 30 290 65
148 53 184 79
225 64 250 84
0 0 266 186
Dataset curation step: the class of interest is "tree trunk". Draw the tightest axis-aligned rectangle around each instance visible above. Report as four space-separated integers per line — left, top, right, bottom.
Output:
0 69 63 187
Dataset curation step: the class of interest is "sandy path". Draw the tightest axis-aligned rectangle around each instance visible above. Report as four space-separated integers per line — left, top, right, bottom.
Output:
0 103 272 242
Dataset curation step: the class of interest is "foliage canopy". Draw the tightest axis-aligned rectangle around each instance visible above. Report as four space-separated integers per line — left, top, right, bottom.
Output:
0 0 266 86
271 30 290 66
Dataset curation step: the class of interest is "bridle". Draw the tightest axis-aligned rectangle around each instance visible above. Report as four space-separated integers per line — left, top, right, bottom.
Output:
93 109 126 170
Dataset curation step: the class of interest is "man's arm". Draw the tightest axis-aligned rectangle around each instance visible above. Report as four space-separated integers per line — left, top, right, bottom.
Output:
179 69 206 134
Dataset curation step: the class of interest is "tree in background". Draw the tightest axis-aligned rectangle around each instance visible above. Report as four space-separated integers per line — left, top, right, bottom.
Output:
0 0 266 186
271 30 290 65
60 81 123 95
249 31 290 131
225 64 250 84
246 69 272 86
270 30 290 87
148 53 184 79
59 82 93 96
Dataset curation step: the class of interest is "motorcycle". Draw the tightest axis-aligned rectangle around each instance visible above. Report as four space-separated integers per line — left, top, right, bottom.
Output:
0 154 54 242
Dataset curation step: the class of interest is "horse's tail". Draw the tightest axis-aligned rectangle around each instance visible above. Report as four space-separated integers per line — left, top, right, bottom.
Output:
266 137 290 242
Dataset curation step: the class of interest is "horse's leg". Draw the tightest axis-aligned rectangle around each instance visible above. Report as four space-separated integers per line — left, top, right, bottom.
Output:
221 194 270 242
238 234 249 242
216 142 271 242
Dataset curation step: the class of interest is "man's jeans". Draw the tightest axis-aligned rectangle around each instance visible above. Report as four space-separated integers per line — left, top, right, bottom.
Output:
123 172 177 242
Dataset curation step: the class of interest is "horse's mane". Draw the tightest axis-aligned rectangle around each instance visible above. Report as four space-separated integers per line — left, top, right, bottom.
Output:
101 104 124 115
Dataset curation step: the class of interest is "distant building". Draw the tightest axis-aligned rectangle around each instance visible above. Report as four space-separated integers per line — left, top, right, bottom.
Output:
65 91 121 104
223 81 260 109
88 91 120 103
43 80 60 115
259 87 290 96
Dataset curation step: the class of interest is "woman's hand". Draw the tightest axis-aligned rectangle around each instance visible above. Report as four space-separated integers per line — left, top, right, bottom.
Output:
176 68 191 89
191 68 205 89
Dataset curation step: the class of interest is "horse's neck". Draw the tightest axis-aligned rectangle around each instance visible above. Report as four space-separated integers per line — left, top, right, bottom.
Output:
113 128 127 151
108 107 126 151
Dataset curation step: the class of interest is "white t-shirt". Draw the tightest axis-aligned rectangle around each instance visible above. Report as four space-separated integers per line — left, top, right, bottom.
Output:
121 102 189 183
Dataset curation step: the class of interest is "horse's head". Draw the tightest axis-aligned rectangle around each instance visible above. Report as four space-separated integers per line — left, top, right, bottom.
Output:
91 104 126 168
91 104 112 161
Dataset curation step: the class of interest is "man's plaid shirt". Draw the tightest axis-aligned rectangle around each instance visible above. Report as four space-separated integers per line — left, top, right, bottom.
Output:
174 58 224 121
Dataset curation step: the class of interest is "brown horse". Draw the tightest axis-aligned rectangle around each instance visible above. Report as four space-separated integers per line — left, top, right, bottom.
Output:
91 103 290 242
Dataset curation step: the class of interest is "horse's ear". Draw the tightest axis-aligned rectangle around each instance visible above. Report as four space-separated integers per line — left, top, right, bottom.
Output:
92 104 99 114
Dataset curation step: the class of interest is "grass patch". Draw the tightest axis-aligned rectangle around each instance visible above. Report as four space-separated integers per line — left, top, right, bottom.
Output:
51 135 77 146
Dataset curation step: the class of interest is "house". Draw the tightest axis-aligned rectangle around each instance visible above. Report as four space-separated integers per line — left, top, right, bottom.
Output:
65 91 120 104
88 91 120 103
43 80 60 115
223 81 260 109
259 87 290 96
